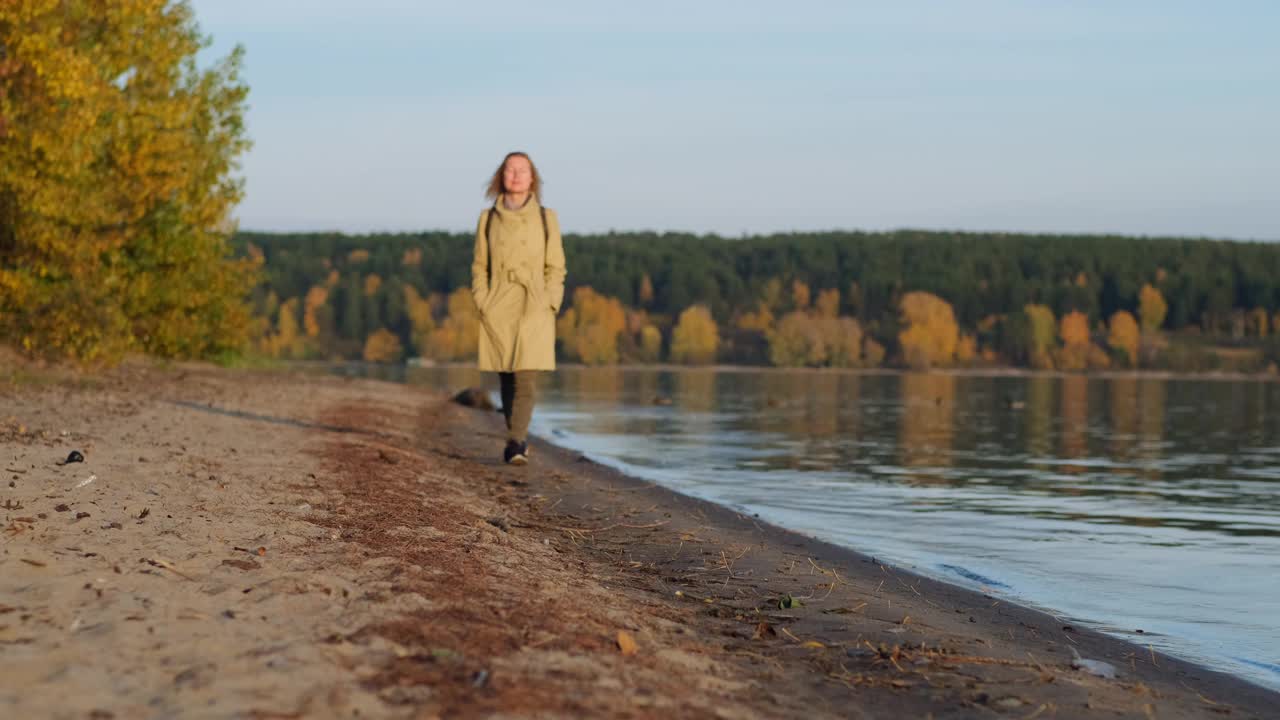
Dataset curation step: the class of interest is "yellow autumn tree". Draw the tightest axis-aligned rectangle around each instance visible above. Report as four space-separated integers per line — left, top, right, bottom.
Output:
638 273 655 306
956 334 978 366
1024 304 1057 369
261 298 307 359
556 287 626 365
0 0 255 363
1056 310 1091 371
1248 308 1268 337
760 278 785 313
638 325 663 363
422 288 478 360
1138 284 1167 332
767 313 863 368
403 285 436 356
735 303 775 332
897 292 959 369
768 313 825 367
670 306 719 364
814 289 840 318
1108 310 1140 367
362 329 403 364
863 337 886 367
791 279 811 311
302 286 329 339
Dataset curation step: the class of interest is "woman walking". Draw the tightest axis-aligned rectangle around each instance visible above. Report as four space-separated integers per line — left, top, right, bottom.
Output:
471 151 566 465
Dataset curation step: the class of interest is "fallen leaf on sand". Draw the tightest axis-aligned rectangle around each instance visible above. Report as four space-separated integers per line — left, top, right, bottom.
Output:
801 640 826 649
617 630 638 656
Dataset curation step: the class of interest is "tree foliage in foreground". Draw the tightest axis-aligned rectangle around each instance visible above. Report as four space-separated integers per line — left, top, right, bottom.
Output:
0 0 255 363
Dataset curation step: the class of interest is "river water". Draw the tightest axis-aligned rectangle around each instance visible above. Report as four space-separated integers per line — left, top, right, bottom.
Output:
358 364 1280 690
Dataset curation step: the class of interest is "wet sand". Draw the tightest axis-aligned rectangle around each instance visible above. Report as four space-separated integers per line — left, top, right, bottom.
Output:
1 360 1274 718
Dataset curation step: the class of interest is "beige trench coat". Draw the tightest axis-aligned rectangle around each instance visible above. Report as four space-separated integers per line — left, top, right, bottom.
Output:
471 196 566 371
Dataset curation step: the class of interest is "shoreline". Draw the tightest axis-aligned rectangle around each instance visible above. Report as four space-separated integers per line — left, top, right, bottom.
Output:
394 359 1280 384
516 425 1280 698
2 362 1274 718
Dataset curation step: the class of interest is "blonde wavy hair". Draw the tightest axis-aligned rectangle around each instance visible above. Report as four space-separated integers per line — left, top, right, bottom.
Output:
484 151 543 201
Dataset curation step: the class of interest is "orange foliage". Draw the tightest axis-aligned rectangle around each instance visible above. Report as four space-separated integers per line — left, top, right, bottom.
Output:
1248 308 1268 337
815 289 840 318
362 329 403 363
638 325 663 362
422 288 478 360
0 0 255 362
897 292 958 369
735 303 775 332
863 337 886 367
403 286 436 355
670 306 719 364
956 334 977 365
791 280 811 310
1108 310 1140 367
767 312 862 367
638 274 655 306
1138 284 1167 332
557 287 627 365
303 286 328 338
261 298 307 359
1056 310 1090 371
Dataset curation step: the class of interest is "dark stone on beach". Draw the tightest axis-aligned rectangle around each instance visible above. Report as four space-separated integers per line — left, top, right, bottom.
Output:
62 450 84 465
452 388 496 411
486 516 510 533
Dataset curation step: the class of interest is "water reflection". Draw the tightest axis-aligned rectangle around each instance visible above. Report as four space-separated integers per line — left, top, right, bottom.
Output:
675 368 716 412
1138 379 1165 477
1026 375 1053 458
1060 375 1088 473
899 373 955 475
1109 376 1138 461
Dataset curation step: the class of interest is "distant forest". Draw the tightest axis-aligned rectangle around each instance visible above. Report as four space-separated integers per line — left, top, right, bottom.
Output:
233 229 1280 373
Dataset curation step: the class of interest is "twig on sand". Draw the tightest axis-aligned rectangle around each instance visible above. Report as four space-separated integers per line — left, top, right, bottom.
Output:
1178 682 1223 707
556 520 670 535
807 557 849 599
147 557 196 581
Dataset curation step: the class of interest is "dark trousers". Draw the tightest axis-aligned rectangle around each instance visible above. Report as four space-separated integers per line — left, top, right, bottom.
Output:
498 371 537 442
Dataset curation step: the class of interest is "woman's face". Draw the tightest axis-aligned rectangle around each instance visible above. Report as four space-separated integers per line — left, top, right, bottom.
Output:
503 156 533 195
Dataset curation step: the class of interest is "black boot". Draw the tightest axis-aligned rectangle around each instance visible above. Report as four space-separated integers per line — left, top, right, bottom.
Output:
503 440 528 466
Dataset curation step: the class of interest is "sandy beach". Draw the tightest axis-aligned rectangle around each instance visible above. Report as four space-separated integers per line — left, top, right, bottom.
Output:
2 359 1275 719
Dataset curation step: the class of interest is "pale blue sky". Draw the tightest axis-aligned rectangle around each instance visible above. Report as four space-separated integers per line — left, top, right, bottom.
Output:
192 1 1279 239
